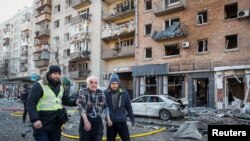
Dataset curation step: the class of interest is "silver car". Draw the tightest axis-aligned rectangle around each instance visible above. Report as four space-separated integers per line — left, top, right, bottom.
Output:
131 95 186 120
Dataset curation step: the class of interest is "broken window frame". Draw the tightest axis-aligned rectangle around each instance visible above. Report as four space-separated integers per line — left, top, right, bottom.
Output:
164 43 180 57
197 10 208 25
224 3 238 20
163 76 183 98
144 47 152 59
197 39 208 53
144 23 152 35
225 34 238 50
144 0 152 11
140 76 157 95
164 18 180 30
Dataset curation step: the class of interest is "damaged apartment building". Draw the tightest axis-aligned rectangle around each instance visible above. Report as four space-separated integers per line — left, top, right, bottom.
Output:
132 0 250 108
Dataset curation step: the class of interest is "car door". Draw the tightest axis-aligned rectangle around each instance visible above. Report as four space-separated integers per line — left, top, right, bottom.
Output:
146 96 165 117
131 96 148 116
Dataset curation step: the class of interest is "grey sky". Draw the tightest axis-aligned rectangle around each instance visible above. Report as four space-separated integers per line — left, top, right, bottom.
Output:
0 0 33 23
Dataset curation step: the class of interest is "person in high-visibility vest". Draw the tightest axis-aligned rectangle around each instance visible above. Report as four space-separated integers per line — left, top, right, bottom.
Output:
27 65 78 141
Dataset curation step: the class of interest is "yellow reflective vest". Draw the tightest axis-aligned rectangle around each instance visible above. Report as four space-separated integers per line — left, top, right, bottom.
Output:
37 80 64 111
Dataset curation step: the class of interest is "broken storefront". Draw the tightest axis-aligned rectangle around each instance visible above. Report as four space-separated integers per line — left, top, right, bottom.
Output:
215 69 250 109
132 64 215 108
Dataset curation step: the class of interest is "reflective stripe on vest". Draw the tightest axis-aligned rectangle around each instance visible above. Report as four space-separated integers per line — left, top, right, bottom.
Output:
37 80 64 111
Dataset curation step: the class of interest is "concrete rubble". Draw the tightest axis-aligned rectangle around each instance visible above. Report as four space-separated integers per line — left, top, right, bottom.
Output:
173 122 202 140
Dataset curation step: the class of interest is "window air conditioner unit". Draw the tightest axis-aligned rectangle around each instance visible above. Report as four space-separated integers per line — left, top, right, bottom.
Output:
238 9 250 18
182 42 189 48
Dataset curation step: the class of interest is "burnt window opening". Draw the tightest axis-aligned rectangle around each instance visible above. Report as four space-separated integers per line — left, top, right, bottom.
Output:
197 11 208 24
168 76 183 98
145 0 152 11
145 48 152 59
195 79 209 107
145 24 152 35
165 44 180 56
225 34 238 50
225 3 238 19
227 77 244 105
198 39 208 53
165 18 180 30
140 76 157 95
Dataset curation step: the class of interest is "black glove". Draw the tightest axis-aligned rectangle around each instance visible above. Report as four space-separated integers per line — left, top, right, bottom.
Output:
131 121 135 127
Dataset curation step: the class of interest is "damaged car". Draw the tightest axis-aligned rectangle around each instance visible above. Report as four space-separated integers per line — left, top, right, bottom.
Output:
131 95 186 120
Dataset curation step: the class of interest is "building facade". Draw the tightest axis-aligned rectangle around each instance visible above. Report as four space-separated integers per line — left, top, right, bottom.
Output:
0 7 34 99
133 0 250 108
101 0 136 98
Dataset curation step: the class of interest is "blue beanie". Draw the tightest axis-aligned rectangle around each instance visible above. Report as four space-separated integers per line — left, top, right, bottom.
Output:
109 73 120 84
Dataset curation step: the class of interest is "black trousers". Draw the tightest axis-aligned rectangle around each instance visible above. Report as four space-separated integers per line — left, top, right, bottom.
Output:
23 101 27 123
79 116 103 141
107 121 130 141
33 128 61 141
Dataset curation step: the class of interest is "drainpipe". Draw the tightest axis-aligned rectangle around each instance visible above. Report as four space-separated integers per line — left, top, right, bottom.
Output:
135 0 139 49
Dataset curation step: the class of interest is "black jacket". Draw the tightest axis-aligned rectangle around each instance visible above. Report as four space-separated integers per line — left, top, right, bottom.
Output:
105 87 134 123
20 87 30 102
27 73 77 131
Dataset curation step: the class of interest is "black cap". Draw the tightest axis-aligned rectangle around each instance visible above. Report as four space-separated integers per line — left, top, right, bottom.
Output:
48 65 61 75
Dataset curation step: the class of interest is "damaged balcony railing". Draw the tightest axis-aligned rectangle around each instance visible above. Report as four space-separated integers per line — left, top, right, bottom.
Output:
102 45 135 59
69 69 90 79
71 13 91 24
153 0 187 16
152 22 187 41
70 50 91 60
102 0 135 21
102 21 135 39
71 0 91 9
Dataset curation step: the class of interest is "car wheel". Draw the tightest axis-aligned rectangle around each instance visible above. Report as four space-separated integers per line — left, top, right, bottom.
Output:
159 109 171 120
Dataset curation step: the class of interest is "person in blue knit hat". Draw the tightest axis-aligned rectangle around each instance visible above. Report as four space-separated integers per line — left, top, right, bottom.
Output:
104 73 135 141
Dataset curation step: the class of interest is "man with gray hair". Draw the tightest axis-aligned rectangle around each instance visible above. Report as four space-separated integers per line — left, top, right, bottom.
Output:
77 76 110 141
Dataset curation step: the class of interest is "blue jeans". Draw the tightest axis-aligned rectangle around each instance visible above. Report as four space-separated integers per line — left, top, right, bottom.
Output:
33 128 61 141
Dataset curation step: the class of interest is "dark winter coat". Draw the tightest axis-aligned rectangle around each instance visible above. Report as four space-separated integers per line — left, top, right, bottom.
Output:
105 87 134 123
26 72 77 131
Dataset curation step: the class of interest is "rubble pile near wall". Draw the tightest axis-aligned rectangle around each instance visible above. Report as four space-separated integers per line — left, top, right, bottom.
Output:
184 105 250 132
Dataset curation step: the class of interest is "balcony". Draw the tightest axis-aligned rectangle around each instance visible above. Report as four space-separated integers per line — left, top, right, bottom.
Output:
71 0 91 10
20 56 28 63
102 45 135 60
70 32 90 42
152 22 187 41
71 14 91 25
35 28 50 39
36 13 51 23
33 50 50 61
70 51 91 60
154 0 186 16
69 69 90 79
102 3 135 22
20 66 28 72
21 38 30 46
34 59 50 68
102 21 135 41
36 0 51 9
21 21 32 31
21 50 28 56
